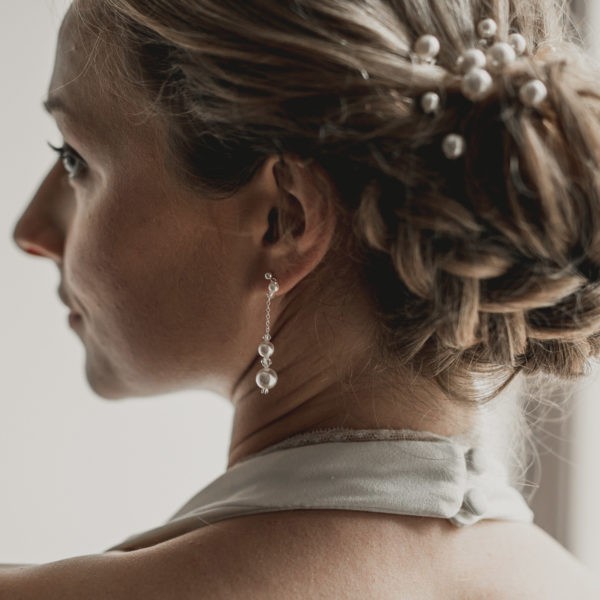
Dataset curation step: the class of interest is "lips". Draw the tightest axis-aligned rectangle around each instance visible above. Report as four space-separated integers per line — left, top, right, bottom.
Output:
58 286 80 316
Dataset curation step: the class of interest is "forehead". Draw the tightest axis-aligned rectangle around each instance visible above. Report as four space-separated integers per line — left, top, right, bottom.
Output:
47 5 155 152
49 7 100 124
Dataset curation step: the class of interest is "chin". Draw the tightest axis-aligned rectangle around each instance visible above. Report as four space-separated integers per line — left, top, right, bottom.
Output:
84 361 134 400
84 363 176 400
88 380 131 401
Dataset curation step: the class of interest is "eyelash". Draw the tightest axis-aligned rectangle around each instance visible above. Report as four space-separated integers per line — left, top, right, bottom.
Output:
47 141 86 180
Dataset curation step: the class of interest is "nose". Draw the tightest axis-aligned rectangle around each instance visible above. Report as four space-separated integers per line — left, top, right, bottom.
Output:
12 159 74 264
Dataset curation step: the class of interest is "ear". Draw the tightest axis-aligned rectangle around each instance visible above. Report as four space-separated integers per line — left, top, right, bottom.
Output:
254 154 338 296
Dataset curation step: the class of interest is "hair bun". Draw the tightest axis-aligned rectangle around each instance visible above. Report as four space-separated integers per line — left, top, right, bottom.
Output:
356 46 600 400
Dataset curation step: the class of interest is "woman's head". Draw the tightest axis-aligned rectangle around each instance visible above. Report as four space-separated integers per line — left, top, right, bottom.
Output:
13 0 600 411
12 5 343 402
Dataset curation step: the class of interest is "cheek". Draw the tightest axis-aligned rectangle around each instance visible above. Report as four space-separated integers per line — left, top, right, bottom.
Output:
64 192 145 317
63 182 243 365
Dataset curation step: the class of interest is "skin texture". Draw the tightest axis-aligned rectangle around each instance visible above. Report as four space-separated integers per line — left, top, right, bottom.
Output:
12 5 475 471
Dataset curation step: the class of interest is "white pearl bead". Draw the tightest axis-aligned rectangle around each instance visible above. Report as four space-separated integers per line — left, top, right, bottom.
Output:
477 18 498 39
487 42 516 71
519 79 547 107
414 34 440 59
442 134 466 159
457 48 487 73
461 67 493 100
421 91 440 114
256 368 278 392
268 281 279 294
508 32 527 55
258 341 275 358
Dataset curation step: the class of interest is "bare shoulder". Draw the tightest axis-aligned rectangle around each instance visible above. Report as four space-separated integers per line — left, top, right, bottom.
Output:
18 510 423 599
445 520 600 599
129 510 600 600
0 545 221 600
3 513 598 600
153 509 451 599
160 510 600 600
0 513 373 600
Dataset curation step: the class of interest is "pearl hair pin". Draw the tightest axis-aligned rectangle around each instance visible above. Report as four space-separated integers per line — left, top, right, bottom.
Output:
413 18 548 160
442 134 466 160
487 42 516 72
421 91 441 114
477 17 498 40
456 48 487 74
413 36 442 117
519 79 548 107
461 67 493 101
413 34 441 64
509 33 528 56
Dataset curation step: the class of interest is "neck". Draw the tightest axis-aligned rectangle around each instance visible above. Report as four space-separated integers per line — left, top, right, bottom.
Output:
227 377 477 469
227 268 477 469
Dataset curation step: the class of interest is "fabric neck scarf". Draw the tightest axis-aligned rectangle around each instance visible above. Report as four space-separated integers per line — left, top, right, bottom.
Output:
107 428 533 552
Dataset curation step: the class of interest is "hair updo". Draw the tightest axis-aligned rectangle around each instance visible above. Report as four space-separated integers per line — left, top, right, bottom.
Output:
74 0 600 403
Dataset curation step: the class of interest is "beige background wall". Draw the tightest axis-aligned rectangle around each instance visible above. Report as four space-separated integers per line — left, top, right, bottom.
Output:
0 1 233 563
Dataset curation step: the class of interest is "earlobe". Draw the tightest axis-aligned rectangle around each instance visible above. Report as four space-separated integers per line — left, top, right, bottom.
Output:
267 155 338 296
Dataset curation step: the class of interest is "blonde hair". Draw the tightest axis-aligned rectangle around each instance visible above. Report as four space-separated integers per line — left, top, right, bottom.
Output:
73 0 600 404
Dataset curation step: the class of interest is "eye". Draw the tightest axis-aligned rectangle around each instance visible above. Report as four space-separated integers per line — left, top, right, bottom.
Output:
47 141 87 180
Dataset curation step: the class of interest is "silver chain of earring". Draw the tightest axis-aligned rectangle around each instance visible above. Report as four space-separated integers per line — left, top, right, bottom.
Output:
255 272 279 395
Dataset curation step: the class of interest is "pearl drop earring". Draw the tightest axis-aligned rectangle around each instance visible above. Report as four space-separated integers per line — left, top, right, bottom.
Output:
255 272 279 395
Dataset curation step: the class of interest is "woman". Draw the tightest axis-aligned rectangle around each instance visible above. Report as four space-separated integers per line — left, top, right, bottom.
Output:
3 0 600 597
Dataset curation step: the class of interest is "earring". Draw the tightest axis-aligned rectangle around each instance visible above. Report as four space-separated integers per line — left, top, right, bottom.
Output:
255 272 279 395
